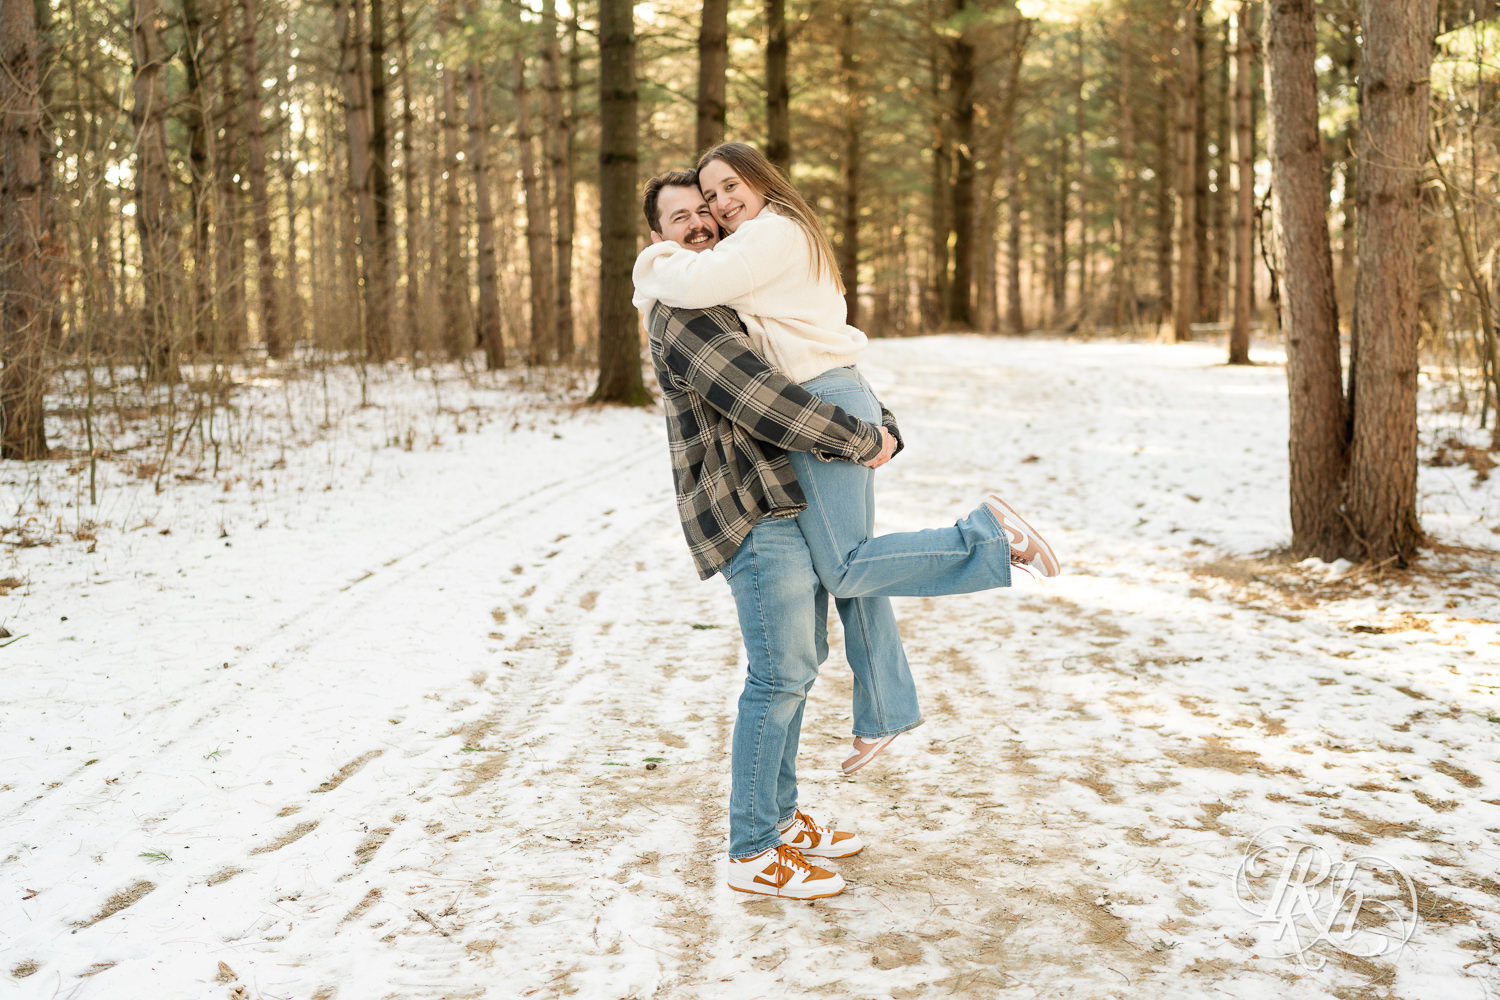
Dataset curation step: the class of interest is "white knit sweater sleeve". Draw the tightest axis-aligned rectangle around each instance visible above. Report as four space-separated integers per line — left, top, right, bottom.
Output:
631 214 802 311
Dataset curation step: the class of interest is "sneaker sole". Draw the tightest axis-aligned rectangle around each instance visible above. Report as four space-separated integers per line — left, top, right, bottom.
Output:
728 882 845 899
796 843 864 859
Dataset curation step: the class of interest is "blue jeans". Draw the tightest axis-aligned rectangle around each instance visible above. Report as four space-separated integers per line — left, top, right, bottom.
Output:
723 516 828 859
788 367 1014 599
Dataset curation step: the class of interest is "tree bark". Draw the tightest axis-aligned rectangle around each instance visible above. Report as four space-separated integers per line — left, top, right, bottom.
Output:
1346 0 1436 564
462 0 504 368
838 4 861 327
1229 1 1254 364
438 0 470 359
214 22 248 356
1173 5 1199 343
1193 12 1215 324
592 0 649 404
514 46 557 364
131 0 183 380
393 0 423 352
1 0 53 458
1154 88 1174 329
336 0 394 361
544 0 575 360
1112 17 1137 332
1074 23 1090 316
1210 16 1234 325
180 0 214 352
283 104 304 346
765 0 791 171
1052 96 1069 324
1266 0 1350 558
927 32 950 331
946 0 976 329
240 0 284 358
370 0 395 355
696 0 728 155
1005 143 1024 333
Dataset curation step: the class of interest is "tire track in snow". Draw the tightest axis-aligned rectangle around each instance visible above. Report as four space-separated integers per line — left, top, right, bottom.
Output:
1 437 680 995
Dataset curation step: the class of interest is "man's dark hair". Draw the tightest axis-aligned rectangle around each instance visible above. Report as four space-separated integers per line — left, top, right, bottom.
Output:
643 169 700 233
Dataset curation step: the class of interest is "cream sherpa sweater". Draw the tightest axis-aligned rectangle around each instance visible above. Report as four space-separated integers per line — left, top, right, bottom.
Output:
632 209 866 383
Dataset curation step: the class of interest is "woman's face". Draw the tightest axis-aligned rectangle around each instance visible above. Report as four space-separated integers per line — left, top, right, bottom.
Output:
698 159 767 234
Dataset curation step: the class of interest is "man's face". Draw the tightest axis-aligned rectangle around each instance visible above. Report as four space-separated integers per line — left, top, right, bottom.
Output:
652 185 720 252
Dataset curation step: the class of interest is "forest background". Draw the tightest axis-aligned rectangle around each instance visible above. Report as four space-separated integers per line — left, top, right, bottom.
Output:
2 0 1499 567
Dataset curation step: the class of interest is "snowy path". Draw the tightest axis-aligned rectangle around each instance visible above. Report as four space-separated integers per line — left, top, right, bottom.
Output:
3 337 1499 999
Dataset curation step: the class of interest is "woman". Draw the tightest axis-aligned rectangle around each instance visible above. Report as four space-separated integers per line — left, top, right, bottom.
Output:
633 142 1060 773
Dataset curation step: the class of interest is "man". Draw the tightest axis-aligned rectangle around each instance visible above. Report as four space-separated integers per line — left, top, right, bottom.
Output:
637 171 897 899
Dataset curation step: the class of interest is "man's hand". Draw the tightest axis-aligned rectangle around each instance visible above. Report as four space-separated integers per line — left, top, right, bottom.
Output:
864 426 897 469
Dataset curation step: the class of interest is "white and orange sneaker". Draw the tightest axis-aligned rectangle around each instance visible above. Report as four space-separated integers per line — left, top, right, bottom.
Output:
727 844 845 899
779 808 864 859
984 494 1061 577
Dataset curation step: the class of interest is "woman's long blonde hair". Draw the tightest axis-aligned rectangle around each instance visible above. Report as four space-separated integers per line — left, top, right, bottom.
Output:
697 142 845 295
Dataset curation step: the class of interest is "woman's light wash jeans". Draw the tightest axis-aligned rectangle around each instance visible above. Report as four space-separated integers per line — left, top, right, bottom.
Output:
789 366 1014 599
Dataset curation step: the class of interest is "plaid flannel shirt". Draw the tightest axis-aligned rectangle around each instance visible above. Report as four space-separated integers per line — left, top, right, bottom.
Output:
647 300 900 580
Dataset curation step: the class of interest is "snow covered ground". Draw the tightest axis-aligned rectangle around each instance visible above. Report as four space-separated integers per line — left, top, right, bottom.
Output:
2 335 1498 1000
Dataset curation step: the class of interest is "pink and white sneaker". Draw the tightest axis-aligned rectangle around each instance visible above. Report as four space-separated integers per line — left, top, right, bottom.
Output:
779 808 864 858
840 733 900 776
983 494 1061 577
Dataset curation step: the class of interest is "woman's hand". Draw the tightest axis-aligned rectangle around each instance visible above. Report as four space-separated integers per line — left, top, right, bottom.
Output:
864 426 897 469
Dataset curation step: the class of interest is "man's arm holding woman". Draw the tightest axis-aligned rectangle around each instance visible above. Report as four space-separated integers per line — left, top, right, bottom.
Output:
655 303 897 467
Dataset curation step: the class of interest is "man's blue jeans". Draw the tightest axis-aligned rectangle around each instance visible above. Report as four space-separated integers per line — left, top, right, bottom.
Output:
723 515 828 859
724 515 924 858
789 367 1014 599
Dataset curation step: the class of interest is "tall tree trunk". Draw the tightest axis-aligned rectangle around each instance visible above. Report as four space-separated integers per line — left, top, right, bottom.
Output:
336 0 394 360
765 0 791 170
1266 0 1349 558
283 108 304 346
438 0 470 359
1052 116 1068 324
696 0 728 154
1210 16 1234 325
592 0 649 404
131 0 182 381
838 4 861 326
1173 5 1200 343
369 0 395 355
1154 92 1174 329
544 0 575 360
946 0 976 329
1193 12 1214 324
1346 0 1436 564
393 0 422 353
1074 23 1090 317
927 33 950 331
180 0 214 352
214 27 248 356
240 0 283 358
0 0 53 458
1229 1 1255 364
1112 20 1137 332
975 178 998 331
1005 143 1024 333
514 46 557 364
463 0 504 368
